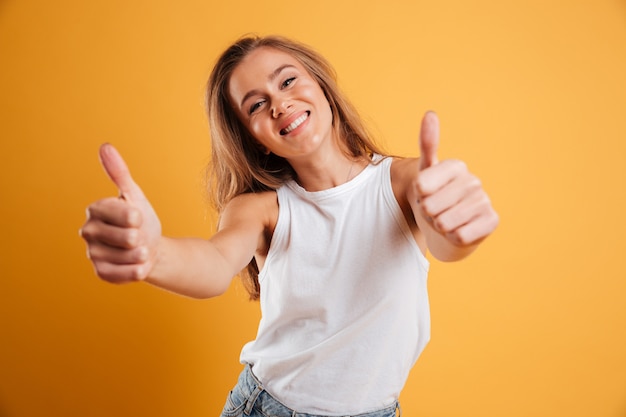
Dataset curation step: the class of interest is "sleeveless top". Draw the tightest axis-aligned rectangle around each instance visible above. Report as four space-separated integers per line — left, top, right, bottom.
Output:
239 156 430 415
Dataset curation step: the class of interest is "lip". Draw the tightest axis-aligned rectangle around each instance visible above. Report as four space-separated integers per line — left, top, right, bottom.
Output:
279 111 310 136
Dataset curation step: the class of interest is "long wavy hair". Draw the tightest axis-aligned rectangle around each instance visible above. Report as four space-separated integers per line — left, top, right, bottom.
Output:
205 35 385 300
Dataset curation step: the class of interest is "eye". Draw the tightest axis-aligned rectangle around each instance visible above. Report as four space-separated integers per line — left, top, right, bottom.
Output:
249 100 265 115
281 77 296 89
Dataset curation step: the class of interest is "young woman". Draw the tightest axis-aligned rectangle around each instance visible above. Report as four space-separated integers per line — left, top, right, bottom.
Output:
80 35 499 417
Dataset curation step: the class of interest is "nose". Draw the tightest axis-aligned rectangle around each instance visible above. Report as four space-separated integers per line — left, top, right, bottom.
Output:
271 99 291 119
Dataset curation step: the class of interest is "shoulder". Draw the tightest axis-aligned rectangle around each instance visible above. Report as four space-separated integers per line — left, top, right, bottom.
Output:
388 156 428 252
218 190 279 256
226 190 278 209
221 190 278 228
390 156 419 191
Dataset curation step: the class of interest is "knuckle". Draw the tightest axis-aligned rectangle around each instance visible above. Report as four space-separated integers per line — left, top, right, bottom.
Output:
135 246 149 263
450 159 467 172
130 264 147 281
454 234 465 246
85 203 99 218
94 263 112 280
124 229 139 248
420 199 434 216
79 223 94 240
477 195 494 213
433 217 450 233
473 194 488 210
125 208 141 227
95 263 143 283
444 230 462 246
469 176 482 190
415 179 427 196
86 246 98 261
489 212 500 230
453 229 472 246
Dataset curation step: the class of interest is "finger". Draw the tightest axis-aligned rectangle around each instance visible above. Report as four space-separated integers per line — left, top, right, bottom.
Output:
80 219 142 249
98 143 144 202
431 190 491 234
419 169 481 218
444 210 499 246
90 261 151 283
417 159 467 196
85 198 142 227
86 241 150 265
419 111 440 171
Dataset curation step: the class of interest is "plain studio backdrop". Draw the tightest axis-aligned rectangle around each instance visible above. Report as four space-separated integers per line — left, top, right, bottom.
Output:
1 1 625 416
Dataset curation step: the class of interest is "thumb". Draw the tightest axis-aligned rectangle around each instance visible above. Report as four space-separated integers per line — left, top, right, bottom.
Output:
419 111 440 171
98 143 144 202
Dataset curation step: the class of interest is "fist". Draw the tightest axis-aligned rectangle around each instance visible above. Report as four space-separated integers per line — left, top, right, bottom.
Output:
79 144 162 283
415 112 499 247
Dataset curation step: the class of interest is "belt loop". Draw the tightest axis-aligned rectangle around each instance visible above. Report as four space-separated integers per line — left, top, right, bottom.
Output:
396 401 402 417
244 384 264 415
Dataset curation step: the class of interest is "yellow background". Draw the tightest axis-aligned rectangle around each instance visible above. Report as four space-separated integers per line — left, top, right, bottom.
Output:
1 0 625 416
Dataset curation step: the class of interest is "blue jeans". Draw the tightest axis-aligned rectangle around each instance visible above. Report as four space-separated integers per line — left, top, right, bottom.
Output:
220 365 401 417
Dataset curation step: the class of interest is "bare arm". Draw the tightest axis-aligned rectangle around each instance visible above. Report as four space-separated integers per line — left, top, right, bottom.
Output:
79 144 267 299
398 112 499 262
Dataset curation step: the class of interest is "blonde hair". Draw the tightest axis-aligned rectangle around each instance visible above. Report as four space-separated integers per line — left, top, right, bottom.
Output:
205 35 385 299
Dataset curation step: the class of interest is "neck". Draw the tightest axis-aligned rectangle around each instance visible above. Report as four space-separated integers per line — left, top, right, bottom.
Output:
290 152 368 192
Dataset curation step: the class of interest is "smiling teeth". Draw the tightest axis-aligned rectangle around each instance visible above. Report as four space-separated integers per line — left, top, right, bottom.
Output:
282 113 308 134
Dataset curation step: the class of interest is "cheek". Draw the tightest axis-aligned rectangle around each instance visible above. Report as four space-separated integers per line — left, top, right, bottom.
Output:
318 96 334 128
248 119 259 133
304 85 327 105
247 119 268 142
302 86 333 121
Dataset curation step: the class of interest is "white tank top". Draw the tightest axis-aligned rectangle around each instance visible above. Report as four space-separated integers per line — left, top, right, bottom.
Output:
239 156 430 415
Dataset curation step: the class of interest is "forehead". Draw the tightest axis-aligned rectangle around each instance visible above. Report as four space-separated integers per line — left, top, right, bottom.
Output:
228 47 306 100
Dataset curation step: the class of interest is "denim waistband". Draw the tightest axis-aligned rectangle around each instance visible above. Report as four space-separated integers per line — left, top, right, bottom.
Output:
224 365 401 417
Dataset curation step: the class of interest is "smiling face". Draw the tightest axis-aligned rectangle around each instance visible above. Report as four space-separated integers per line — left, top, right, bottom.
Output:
228 47 336 162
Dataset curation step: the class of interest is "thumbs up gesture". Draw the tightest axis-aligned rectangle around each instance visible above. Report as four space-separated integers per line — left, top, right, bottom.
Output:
412 112 499 260
80 144 162 283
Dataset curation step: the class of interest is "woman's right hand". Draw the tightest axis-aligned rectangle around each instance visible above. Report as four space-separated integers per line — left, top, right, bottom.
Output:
80 144 162 283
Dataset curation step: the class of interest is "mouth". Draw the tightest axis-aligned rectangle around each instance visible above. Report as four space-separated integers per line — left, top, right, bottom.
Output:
280 111 310 135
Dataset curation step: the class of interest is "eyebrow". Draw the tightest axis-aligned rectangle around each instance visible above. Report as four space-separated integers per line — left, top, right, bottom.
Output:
239 64 297 109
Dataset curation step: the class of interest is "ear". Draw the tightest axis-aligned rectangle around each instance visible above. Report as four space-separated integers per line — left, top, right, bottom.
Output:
253 140 270 155
246 131 270 155
258 144 270 155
